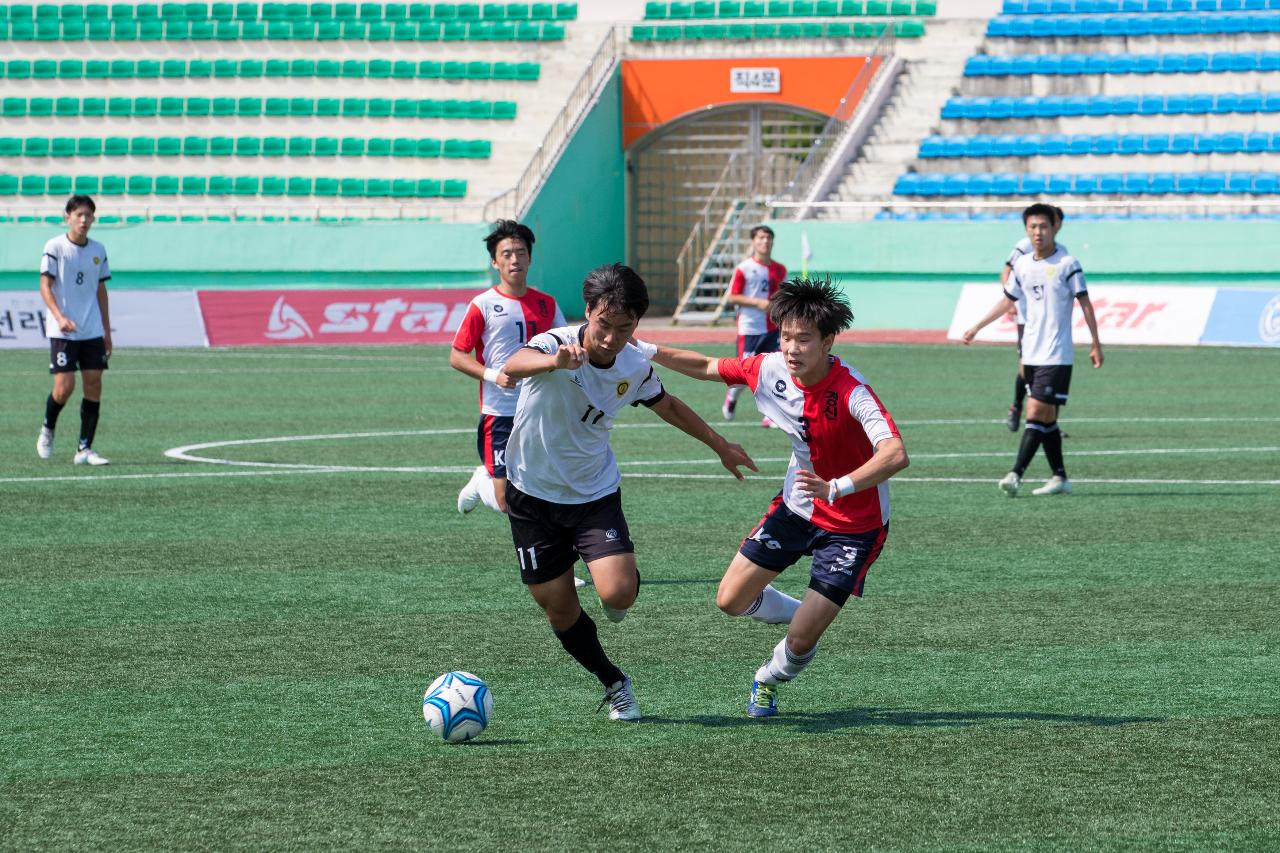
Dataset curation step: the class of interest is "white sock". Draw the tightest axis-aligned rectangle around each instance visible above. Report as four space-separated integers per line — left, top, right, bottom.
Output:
476 471 502 513
755 638 818 685
727 384 745 403
740 584 801 624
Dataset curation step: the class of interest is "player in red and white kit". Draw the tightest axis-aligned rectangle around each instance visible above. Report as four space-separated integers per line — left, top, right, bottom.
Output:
723 225 787 427
451 220 565 516
634 279 909 717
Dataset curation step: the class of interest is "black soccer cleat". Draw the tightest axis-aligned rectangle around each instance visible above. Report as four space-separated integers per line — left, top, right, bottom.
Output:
1005 406 1021 432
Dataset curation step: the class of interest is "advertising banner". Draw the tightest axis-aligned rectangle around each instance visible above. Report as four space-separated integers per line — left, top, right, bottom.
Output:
1200 288 1280 347
947 283 1218 347
197 288 484 347
0 289 206 349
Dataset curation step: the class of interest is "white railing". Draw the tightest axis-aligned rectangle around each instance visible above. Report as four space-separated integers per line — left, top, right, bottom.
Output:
673 153 745 308
482 26 622 222
0 202 490 223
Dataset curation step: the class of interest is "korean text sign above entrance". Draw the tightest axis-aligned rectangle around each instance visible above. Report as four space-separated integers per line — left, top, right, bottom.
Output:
730 67 781 93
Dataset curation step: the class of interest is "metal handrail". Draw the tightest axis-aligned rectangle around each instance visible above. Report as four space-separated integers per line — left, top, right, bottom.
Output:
483 27 621 222
673 153 743 310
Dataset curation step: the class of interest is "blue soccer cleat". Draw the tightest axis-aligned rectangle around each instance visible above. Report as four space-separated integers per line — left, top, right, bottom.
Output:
748 681 777 717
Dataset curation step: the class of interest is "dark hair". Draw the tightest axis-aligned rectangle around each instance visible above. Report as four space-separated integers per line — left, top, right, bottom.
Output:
484 219 535 260
1052 205 1066 225
749 225 775 239
1022 203 1059 225
65 195 96 214
582 263 649 320
769 277 854 339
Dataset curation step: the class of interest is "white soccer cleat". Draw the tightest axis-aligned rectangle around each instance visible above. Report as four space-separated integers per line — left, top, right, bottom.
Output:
998 471 1020 497
37 427 54 459
1032 475 1073 496
598 676 640 721
456 466 485 514
601 601 629 623
574 574 592 588
73 448 109 466
721 392 736 422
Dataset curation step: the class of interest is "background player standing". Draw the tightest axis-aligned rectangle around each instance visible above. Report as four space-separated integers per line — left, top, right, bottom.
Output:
501 264 755 721
636 279 909 718
1001 205 1066 432
964 204 1103 497
722 225 787 426
36 195 113 466
451 220 565 515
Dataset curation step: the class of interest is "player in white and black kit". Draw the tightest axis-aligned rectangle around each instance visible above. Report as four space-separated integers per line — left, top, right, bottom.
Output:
1001 205 1066 431
722 225 787 426
451 220 565 515
965 204 1103 497
500 264 755 721
36 195 113 466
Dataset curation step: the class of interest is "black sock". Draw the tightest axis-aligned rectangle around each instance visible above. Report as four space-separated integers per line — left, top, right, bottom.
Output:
44 394 66 430
1013 420 1048 476
1042 424 1066 478
79 398 100 451
1012 373 1027 410
553 609 624 688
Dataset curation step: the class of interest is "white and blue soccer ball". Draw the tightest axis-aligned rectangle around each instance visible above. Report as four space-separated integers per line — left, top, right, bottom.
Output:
422 671 492 743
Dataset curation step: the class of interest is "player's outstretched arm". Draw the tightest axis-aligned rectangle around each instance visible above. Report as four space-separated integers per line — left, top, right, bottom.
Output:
503 342 584 379
647 393 757 480
962 295 1016 344
630 340 722 382
1076 293 1104 368
793 437 909 504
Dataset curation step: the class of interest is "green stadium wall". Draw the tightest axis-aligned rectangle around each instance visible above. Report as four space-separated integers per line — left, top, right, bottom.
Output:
766 220 1280 329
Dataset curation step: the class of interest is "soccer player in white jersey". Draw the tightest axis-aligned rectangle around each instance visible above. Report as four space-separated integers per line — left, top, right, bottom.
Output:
1001 205 1066 431
451 220 565 515
500 264 755 721
634 279 909 718
722 225 787 426
964 203 1103 497
36 195 113 466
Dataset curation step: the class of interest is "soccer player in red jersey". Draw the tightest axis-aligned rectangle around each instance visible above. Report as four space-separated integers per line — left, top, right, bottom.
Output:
634 278 909 717
722 225 787 427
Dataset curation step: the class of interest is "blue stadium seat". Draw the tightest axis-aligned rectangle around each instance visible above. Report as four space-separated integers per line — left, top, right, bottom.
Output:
1042 133 1068 154
1263 92 1280 111
990 97 1015 119
1119 134 1144 154
1191 133 1216 153
1165 93 1191 113
1184 52 1209 72
1068 134 1092 155
1110 54 1137 74
1124 172 1150 193
941 99 965 120
993 172 1020 193
1219 131 1245 151
1072 173 1099 193
1011 55 1038 75
964 57 990 76
942 137 968 157
918 174 946 195
1019 174 1046 194
1226 172 1252 192
1244 130 1269 151
1212 93 1239 113
1149 172 1175 193
1061 53 1086 74
919 136 946 157
1093 133 1118 154
942 174 970 196
991 135 1018 156
1238 92 1263 111
1200 171 1226 193
893 173 921 194
1209 52 1234 72
1138 94 1165 114
1144 134 1170 153
1114 94 1141 114
1134 53 1159 73
1046 173 1072 193
1253 172 1278 193
1260 51 1280 70
1014 134 1039 156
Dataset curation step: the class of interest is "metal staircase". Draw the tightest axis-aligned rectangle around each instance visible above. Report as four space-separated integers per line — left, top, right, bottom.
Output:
672 198 767 325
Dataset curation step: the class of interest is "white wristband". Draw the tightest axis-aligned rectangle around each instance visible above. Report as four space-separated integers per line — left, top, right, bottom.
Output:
828 476 855 503
483 367 500 384
631 339 658 360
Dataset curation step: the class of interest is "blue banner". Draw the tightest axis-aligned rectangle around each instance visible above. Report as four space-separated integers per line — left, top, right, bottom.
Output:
1201 288 1280 347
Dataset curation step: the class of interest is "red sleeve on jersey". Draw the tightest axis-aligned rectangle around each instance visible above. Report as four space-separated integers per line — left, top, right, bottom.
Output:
716 353 766 391
769 261 787 293
728 267 747 296
451 303 485 353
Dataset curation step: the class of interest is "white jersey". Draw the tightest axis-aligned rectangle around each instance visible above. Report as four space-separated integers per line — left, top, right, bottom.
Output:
506 325 666 504
729 257 786 335
1005 247 1087 366
451 286 565 416
41 234 111 340
1006 238 1067 324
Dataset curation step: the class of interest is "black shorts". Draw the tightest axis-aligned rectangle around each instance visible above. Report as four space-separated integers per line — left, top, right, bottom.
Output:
506 485 635 585
738 496 888 605
1024 364 1072 406
49 337 109 374
737 330 780 358
476 414 513 478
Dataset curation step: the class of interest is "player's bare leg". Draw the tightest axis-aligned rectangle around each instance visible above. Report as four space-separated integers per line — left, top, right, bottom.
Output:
717 553 801 624
585 552 638 623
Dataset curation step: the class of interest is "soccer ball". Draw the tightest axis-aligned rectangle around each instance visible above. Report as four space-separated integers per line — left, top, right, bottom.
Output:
422 671 493 743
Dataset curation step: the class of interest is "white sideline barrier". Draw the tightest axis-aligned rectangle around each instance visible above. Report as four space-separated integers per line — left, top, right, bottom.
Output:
0 290 207 349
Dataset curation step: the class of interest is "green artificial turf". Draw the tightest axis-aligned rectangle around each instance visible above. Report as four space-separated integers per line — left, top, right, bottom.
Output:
1 343 1277 851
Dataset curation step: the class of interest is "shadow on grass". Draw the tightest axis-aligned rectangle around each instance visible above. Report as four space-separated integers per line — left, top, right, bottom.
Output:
646 707 1161 733
452 738 529 747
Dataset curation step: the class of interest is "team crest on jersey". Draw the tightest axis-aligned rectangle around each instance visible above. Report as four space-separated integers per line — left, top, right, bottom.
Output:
772 379 788 398
492 303 505 314
92 257 101 265
616 381 629 397
605 528 619 541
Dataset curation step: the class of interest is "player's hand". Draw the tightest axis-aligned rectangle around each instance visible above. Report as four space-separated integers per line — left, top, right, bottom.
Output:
792 468 832 502
58 316 76 334
103 331 112 358
494 369 517 389
1090 343 1103 368
716 441 757 481
961 327 977 344
554 344 585 370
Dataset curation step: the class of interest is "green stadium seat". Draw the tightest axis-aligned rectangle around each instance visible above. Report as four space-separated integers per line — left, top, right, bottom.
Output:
442 179 466 198
9 21 36 39
182 136 207 154
853 19 883 35
316 59 340 76
29 97 53 117
393 60 415 78
393 99 417 118
889 0 910 12
492 101 516 120
311 1 333 16
74 176 100 193
207 175 232 193
211 96 236 116
368 21 392 38
87 3 111 17
181 175 207 193
289 20 315 36
265 97 288 116
631 23 653 38
416 138 441 156
442 60 465 78
408 1 430 18
88 17 114 34
55 97 80 117
480 2 503 18
104 136 129 155
467 61 492 78
240 59 264 76
85 60 110 78
234 136 259 155
187 2 211 18
692 0 715 15
369 58 392 77
390 178 415 197
160 97 184 116
313 177 338 195
287 176 312 195
78 138 104 155
261 176 286 195
48 175 73 195
186 96 211 115
289 97 314 116
209 136 233 155
313 136 338 155
341 98 366 116
838 0 861 10
2 98 26 117
442 99 466 119
339 177 364 196
365 137 390 156
154 175 179 195
161 59 186 78
51 137 76 157
442 138 467 158
262 136 286 156
553 1 575 17
417 60 442 78
100 175 125 194
390 137 416 157
108 59 132 77
18 176 45 195
540 20 562 36
0 138 19 156
24 137 50 156
287 136 312 155
865 0 885 12
531 2 552 18
6 61 31 79
645 1 666 16
234 1 257 18
364 178 390 197
342 59 365 77
137 59 161 78
127 175 153 194
214 19 238 35
132 97 156 116
190 17 215 35
164 19 191 36
157 136 182 155
211 1 234 17
441 20 466 38
137 19 164 37
825 20 851 35
417 19 441 37
507 2 530 18
130 137 156 155
915 0 936 13
292 58 315 75
0 176 17 196
240 19 265 36
895 18 923 36
315 98 339 116
340 136 364 155
233 176 258 194
261 1 286 19
30 59 54 79
238 97 262 116
213 59 236 77
264 20 290 37
265 58 290 76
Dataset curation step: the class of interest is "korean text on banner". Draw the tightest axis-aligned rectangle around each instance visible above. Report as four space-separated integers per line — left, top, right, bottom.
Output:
0 290 207 349
947 283 1217 347
197 289 484 347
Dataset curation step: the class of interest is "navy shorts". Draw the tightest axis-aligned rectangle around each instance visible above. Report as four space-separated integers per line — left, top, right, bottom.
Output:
738 496 888 605
1024 364 1072 406
506 485 635 585
737 330 780 358
476 414 513 478
49 337 108 374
